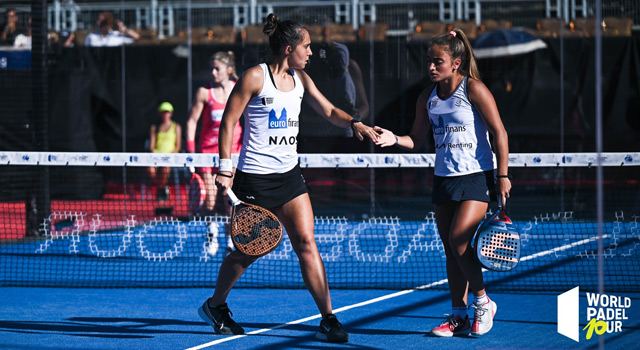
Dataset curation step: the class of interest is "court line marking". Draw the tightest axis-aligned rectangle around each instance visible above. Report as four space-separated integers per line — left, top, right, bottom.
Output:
185 233 607 349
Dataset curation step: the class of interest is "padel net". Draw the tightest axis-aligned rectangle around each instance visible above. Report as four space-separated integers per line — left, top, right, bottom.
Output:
0 151 638 292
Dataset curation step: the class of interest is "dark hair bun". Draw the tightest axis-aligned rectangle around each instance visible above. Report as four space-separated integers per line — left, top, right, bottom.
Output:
263 13 279 37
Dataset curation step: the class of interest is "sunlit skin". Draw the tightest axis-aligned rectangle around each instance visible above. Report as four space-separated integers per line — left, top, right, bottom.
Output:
373 39 512 311
210 27 380 319
375 44 510 203
287 30 312 70
426 44 464 96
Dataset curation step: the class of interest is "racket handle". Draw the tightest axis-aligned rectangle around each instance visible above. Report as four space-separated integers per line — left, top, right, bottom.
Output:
226 188 242 206
498 195 506 209
189 166 196 174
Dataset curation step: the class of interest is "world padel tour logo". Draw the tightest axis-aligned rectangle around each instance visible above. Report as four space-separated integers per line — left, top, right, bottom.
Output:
268 108 287 129
557 286 631 341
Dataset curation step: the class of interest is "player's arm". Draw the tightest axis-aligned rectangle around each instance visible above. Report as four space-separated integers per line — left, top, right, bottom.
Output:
173 124 182 153
297 69 378 142
216 66 263 189
467 78 511 203
374 89 431 150
148 125 157 152
116 20 140 40
186 87 208 152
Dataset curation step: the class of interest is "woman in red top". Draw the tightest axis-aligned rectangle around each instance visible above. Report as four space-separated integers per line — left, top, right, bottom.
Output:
186 51 242 255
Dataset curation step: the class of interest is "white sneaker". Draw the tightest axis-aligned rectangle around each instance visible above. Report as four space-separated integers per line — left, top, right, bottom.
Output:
471 299 497 336
206 223 219 256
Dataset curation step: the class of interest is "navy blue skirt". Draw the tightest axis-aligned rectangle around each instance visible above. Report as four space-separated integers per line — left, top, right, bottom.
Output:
432 170 496 204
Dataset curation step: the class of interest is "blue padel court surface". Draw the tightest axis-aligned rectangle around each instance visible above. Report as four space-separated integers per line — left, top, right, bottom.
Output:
2 219 638 292
1 287 638 349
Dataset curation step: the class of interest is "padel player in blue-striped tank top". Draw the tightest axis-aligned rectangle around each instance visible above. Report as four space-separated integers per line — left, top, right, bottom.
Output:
374 28 512 337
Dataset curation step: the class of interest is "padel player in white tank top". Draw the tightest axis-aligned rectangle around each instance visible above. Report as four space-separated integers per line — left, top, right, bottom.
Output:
200 14 381 344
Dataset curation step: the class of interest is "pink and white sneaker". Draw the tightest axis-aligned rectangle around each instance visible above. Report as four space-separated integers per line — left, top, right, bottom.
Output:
471 299 497 336
431 314 471 337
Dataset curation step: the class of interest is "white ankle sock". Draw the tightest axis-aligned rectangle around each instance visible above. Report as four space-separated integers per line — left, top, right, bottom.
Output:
474 293 489 306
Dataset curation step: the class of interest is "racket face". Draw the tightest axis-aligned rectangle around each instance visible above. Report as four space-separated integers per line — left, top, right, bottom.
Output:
188 173 206 214
474 209 521 272
231 204 283 257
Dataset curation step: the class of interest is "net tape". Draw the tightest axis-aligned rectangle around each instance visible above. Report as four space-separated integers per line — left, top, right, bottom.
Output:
1 151 639 168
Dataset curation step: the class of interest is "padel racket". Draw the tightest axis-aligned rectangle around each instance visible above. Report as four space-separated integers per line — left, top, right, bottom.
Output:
227 188 283 257
472 199 521 272
188 167 206 215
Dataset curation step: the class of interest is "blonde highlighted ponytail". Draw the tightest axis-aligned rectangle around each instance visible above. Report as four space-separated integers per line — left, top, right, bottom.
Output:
211 51 238 81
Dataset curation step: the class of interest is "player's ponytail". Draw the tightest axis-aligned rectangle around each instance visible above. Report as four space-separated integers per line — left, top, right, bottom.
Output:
430 28 481 81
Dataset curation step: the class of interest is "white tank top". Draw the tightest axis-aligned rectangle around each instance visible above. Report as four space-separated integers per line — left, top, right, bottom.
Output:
237 63 304 174
427 77 496 176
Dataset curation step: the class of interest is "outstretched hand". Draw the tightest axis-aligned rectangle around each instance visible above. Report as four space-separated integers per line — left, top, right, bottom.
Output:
352 122 381 142
373 126 397 147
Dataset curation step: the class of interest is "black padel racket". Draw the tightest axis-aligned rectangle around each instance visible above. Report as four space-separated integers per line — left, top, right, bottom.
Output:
227 188 283 257
472 200 521 272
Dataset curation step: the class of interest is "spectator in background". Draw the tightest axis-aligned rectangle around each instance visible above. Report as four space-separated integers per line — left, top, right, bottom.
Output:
1 8 20 46
13 16 62 49
61 30 76 48
148 102 182 201
324 41 369 128
301 41 369 138
13 16 30 48
84 11 139 47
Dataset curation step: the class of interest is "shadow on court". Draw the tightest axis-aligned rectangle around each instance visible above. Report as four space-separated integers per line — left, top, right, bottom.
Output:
0 317 211 338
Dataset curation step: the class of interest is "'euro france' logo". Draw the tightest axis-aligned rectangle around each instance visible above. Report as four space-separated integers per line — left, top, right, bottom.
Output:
268 108 287 129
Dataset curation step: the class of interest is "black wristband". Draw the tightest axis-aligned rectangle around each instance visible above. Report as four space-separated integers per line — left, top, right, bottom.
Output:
496 175 509 178
350 118 362 133
216 172 233 178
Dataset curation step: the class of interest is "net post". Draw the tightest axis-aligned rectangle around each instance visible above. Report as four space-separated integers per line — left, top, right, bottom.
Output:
30 0 51 237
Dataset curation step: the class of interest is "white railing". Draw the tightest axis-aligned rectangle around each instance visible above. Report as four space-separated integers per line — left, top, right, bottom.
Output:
36 0 640 38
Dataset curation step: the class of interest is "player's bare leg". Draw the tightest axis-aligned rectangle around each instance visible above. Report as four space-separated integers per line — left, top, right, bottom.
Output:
276 194 332 316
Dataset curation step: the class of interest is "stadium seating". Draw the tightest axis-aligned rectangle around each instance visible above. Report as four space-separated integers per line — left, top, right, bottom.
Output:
534 18 566 38
408 20 447 41
604 17 633 36
326 23 357 42
305 24 326 42
480 19 512 33
449 20 478 39
242 24 267 44
358 22 389 41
